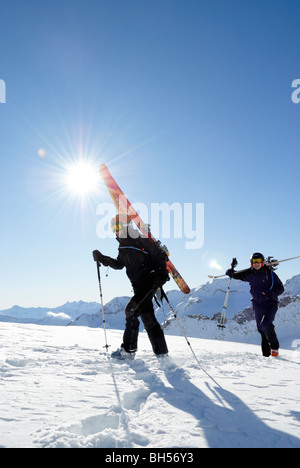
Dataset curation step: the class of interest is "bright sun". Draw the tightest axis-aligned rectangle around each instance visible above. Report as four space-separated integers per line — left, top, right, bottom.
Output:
65 161 99 197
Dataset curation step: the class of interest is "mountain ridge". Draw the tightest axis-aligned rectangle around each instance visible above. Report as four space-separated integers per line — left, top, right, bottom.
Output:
1 274 299 349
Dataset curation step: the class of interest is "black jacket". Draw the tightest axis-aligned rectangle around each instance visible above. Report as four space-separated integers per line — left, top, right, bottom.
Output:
228 266 284 304
95 228 169 289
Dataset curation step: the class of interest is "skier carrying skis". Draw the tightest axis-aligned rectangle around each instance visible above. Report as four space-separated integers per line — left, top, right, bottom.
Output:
93 214 170 360
226 253 284 357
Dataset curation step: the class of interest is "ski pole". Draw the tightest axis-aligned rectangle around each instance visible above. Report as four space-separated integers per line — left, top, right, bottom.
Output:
161 289 201 367
96 261 110 353
216 258 236 329
218 277 231 329
161 288 223 388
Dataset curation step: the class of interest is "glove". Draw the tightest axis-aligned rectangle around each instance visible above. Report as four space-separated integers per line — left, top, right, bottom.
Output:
226 258 238 277
92 250 104 263
226 268 235 278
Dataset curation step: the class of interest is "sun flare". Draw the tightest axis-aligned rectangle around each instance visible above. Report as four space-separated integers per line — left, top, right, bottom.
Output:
65 160 99 197
209 259 222 271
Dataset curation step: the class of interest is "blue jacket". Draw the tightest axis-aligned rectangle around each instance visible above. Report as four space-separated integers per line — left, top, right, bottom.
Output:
227 266 284 304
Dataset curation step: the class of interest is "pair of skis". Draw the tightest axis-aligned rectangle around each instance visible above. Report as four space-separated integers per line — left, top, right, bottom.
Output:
208 256 300 280
100 164 190 295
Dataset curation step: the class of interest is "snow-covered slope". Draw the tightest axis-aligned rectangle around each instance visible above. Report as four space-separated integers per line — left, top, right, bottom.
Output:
1 275 299 351
0 323 299 448
282 274 300 296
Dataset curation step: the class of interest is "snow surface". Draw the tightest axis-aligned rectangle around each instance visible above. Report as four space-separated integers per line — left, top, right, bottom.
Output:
0 322 299 448
2 275 300 351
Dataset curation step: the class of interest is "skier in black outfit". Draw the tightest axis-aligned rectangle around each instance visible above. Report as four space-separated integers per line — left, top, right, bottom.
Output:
93 214 170 360
226 253 284 357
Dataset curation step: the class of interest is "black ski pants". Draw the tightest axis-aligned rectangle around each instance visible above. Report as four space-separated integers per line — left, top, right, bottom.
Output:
253 301 279 357
122 282 168 355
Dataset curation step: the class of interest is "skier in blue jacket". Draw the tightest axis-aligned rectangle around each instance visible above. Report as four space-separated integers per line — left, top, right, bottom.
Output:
226 253 284 357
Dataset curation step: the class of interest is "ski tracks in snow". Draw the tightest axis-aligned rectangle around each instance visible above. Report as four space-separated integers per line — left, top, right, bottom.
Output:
0 323 300 448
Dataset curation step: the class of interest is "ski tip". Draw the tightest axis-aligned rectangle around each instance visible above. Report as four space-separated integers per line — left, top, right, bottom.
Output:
208 274 226 279
99 163 108 174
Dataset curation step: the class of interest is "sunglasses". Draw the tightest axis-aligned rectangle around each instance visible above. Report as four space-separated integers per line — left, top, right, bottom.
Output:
111 223 123 232
111 222 131 233
252 258 263 264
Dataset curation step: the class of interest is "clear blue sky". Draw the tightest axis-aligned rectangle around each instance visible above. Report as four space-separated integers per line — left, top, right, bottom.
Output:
1 0 300 309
